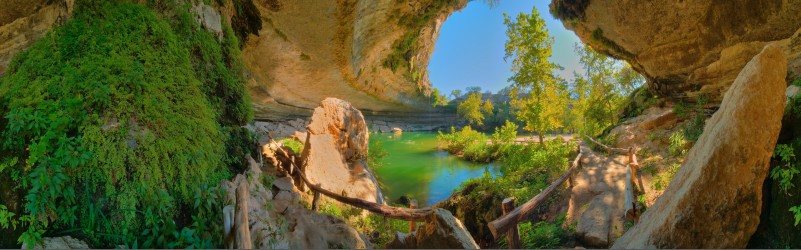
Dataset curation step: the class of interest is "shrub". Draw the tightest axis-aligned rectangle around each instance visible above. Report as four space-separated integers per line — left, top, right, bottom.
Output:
668 131 687 157
368 138 388 168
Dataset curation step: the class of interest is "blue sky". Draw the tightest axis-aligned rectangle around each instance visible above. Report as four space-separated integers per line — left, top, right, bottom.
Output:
428 0 584 96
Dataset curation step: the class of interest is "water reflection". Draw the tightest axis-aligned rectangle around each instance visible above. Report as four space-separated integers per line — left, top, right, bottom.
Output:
371 132 500 207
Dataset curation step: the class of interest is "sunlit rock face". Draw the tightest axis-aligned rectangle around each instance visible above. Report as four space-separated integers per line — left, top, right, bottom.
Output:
0 0 71 75
612 43 786 249
552 0 801 103
240 0 468 120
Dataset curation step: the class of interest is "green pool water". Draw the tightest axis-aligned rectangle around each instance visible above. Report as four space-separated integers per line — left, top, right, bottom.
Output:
370 132 500 207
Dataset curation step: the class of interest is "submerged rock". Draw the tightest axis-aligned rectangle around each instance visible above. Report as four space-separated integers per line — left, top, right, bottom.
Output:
613 43 787 248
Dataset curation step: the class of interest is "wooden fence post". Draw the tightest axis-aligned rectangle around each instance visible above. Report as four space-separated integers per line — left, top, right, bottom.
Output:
235 181 252 249
409 199 418 233
501 198 521 249
312 190 321 211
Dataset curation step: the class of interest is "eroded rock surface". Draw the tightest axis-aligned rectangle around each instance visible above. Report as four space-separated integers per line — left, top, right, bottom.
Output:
553 0 801 103
612 43 787 248
301 98 383 203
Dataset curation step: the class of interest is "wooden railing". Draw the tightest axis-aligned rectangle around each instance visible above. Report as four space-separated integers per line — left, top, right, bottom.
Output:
487 144 583 244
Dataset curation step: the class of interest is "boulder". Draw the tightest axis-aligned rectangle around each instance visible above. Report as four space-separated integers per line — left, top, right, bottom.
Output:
301 98 382 203
612 43 787 248
386 208 479 249
31 236 89 249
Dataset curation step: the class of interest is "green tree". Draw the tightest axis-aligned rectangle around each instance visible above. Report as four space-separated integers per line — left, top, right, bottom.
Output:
504 6 566 144
570 43 642 136
429 88 449 107
451 89 463 99
458 92 489 126
482 99 495 117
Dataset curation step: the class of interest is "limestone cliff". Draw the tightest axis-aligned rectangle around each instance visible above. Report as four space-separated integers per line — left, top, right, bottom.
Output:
240 0 469 119
0 0 468 120
551 0 801 103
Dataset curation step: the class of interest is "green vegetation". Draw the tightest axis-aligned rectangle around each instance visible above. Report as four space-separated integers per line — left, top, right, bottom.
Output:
368 138 389 168
429 88 449 107
504 7 569 143
570 44 643 137
439 125 576 247
282 139 304 156
0 1 254 247
668 131 687 157
457 92 494 127
772 144 799 194
317 200 408 247
651 163 681 191
440 122 575 203
500 213 572 249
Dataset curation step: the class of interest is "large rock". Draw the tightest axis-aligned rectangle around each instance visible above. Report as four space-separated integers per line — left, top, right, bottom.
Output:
612 43 787 248
0 0 70 75
385 208 479 249
552 0 801 103
301 98 383 203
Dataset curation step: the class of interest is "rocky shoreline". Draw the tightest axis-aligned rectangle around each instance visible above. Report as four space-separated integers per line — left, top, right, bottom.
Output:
251 112 466 138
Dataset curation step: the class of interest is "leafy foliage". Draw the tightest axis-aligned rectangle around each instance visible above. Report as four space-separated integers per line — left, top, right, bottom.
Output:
504 7 569 139
517 213 571 249
458 92 492 127
771 144 799 194
568 44 642 136
0 1 253 247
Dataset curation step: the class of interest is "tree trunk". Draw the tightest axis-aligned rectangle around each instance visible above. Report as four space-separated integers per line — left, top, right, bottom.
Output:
538 132 545 147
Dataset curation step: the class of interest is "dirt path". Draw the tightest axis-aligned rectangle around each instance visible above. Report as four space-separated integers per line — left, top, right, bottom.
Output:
566 141 643 248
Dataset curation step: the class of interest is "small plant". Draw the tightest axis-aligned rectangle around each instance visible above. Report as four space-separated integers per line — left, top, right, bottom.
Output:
790 205 801 226
668 131 686 157
770 144 799 194
673 101 689 119
647 131 662 142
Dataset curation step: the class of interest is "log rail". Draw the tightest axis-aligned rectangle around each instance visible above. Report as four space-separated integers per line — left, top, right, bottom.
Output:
488 145 583 239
